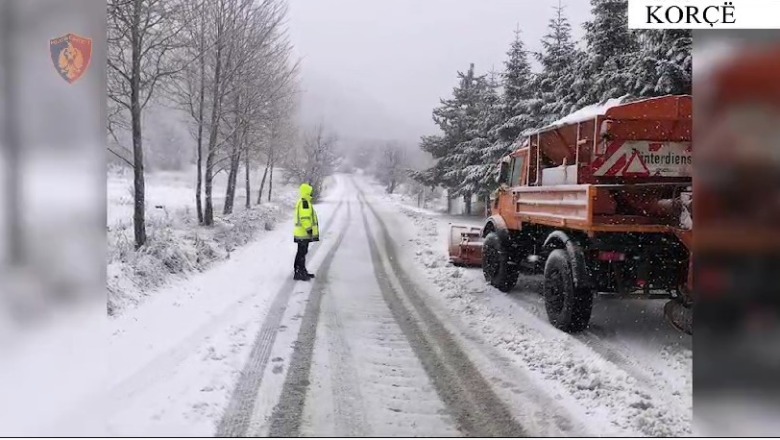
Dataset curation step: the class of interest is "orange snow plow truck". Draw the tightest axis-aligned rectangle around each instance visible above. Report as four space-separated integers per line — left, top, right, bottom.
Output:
449 95 693 334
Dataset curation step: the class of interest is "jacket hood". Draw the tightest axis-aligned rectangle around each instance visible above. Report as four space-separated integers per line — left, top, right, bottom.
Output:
299 183 313 199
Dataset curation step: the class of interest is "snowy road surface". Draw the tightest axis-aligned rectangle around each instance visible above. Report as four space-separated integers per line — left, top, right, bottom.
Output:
62 173 690 436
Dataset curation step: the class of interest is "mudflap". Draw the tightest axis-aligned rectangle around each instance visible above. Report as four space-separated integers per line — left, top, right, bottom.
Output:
664 300 693 335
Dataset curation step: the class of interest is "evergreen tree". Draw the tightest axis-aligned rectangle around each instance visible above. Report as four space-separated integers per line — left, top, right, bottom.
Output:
415 0 693 213
578 0 638 106
414 63 487 205
534 3 581 125
498 28 537 141
464 29 538 198
629 30 692 97
460 70 504 203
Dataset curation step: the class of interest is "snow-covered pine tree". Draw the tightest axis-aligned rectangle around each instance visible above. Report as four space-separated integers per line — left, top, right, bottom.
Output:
498 28 537 142
460 69 504 208
414 134 451 188
414 63 487 212
578 0 638 106
534 2 581 125
629 30 692 97
461 28 537 200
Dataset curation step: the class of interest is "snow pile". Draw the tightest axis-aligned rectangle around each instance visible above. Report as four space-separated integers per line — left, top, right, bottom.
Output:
542 95 630 129
107 167 298 315
376 181 448 215
383 194 692 437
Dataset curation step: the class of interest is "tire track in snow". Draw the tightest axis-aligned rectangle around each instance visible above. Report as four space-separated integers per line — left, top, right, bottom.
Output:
216 199 346 437
508 288 691 414
354 185 526 437
103 179 348 420
390 190 691 436
574 329 691 413
305 195 457 437
267 202 352 437
321 284 371 436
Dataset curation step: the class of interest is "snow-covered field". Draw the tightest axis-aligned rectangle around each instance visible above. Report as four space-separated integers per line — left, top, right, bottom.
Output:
107 166 298 314
26 172 691 436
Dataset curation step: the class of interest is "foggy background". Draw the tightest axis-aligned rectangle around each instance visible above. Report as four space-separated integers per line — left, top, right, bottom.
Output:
287 0 590 146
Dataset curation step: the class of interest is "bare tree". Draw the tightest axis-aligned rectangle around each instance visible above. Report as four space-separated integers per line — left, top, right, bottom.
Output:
221 0 297 214
256 122 274 205
285 124 339 199
193 0 293 221
376 141 407 194
110 0 298 229
167 0 210 223
257 89 298 204
107 0 189 248
201 0 232 225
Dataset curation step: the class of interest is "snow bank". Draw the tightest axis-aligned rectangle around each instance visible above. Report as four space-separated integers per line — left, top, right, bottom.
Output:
107 167 298 315
369 179 448 215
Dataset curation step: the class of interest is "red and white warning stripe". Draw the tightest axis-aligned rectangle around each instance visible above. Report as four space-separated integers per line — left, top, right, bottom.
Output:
592 140 692 177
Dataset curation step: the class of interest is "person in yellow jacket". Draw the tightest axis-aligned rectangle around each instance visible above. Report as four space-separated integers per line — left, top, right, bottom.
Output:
293 183 319 281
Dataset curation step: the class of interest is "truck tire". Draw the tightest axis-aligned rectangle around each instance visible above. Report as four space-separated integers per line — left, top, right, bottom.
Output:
543 249 593 332
483 232 520 293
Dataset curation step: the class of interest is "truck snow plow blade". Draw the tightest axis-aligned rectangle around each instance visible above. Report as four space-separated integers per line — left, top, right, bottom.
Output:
448 225 483 267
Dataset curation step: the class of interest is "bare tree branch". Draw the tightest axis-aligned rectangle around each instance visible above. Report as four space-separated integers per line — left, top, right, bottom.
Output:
108 147 136 168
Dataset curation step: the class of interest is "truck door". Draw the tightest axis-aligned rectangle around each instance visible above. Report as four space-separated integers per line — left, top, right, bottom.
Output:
501 150 528 230
509 152 527 186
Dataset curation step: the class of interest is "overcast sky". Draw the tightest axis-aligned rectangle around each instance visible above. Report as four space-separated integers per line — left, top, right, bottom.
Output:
287 0 591 145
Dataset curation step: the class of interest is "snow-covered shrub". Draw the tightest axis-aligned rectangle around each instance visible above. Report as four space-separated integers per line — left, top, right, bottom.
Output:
107 166 299 315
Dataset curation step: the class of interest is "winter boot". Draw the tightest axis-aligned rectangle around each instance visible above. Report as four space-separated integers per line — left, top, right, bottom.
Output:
293 270 310 281
306 270 315 279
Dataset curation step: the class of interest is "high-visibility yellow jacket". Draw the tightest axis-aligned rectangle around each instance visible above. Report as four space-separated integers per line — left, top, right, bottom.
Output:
293 183 319 242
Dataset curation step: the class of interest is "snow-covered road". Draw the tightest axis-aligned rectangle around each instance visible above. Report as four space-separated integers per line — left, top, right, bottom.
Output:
55 173 690 436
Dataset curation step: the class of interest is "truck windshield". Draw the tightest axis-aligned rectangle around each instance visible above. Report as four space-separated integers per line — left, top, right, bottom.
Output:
510 156 525 185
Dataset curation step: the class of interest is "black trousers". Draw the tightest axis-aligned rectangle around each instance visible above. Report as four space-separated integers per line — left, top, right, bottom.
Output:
294 241 309 272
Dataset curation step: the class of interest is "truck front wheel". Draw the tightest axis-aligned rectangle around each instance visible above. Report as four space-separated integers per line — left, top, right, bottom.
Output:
544 249 593 332
483 232 520 292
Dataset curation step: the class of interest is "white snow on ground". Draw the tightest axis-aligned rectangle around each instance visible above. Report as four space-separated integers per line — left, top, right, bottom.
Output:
299 194 459 437
107 166 298 314
362 177 692 437
42 176 349 436
382 181 448 216
22 171 690 437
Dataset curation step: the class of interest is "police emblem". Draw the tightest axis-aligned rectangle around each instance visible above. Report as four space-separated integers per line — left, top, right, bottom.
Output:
50 33 92 84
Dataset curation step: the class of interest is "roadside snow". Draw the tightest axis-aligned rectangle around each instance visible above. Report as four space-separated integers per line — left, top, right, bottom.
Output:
107 166 298 315
44 176 347 436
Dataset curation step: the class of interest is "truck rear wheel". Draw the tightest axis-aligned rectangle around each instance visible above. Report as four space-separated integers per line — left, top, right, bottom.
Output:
483 232 520 292
544 249 593 332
